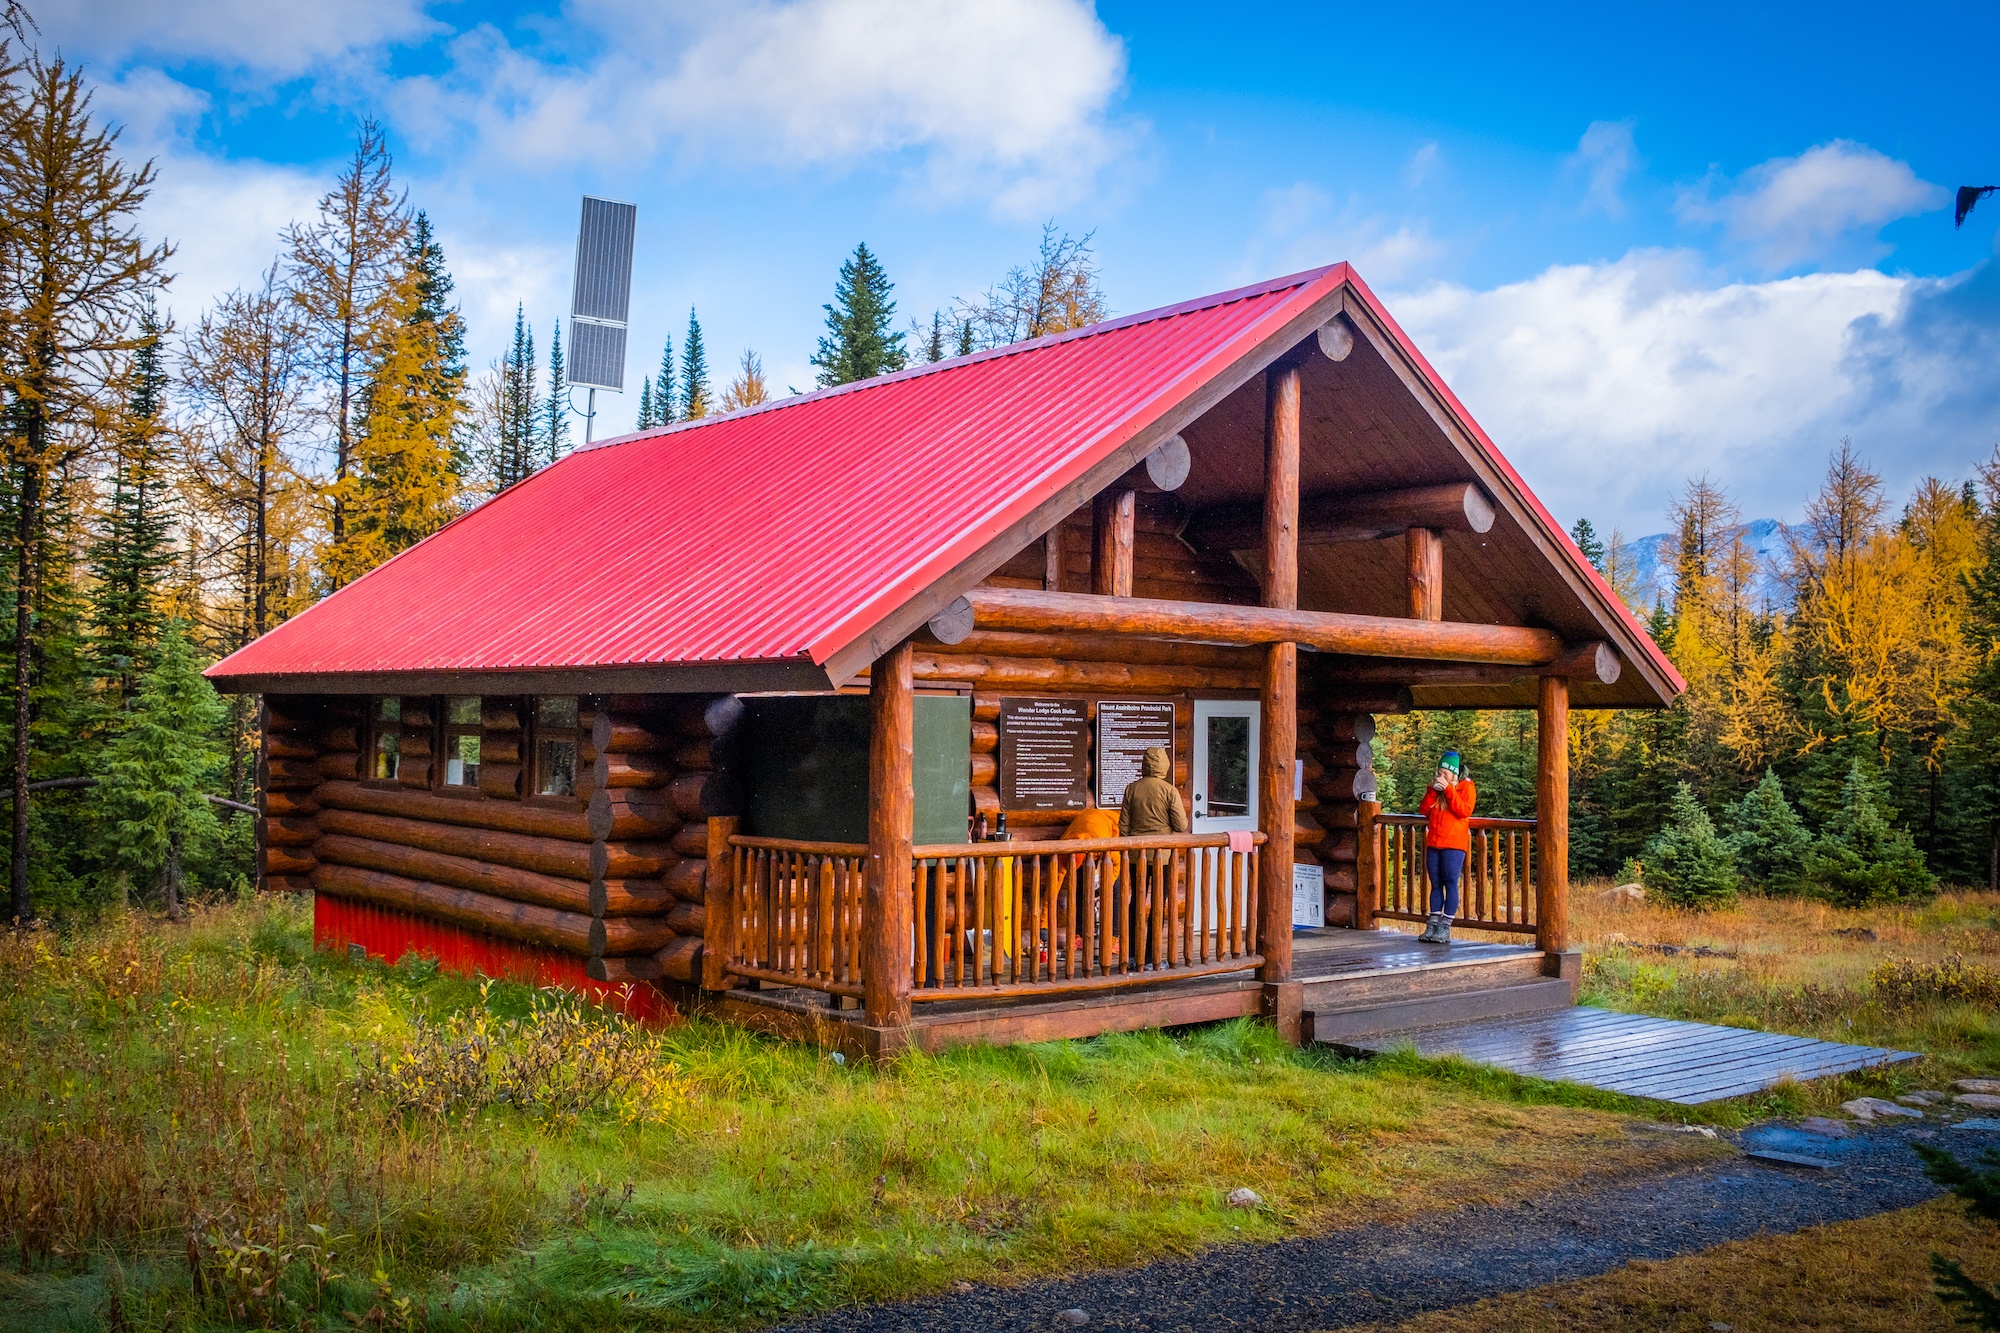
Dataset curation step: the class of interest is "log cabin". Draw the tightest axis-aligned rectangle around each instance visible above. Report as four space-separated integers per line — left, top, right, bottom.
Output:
206 263 1683 1056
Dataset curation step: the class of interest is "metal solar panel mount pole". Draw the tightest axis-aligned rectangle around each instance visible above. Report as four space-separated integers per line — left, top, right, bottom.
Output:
566 196 638 444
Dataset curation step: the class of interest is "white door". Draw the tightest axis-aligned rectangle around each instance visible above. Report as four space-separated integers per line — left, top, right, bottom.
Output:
1191 700 1259 833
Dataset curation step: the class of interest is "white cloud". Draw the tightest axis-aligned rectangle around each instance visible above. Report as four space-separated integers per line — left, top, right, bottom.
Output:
1566 119 1637 218
1243 182 1444 286
142 153 323 332
1676 140 1945 271
38 0 438 80
1390 250 2000 535
396 0 1131 215
1404 140 1440 189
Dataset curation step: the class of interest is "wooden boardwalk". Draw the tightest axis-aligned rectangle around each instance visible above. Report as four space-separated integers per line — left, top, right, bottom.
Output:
1344 1005 1918 1104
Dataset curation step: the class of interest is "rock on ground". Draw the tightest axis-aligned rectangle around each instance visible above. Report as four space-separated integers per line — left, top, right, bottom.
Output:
1842 1097 1924 1121
1955 1093 2000 1111
1956 1079 2000 1095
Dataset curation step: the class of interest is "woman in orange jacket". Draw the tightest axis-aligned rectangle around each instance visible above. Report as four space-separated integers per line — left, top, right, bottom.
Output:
1416 750 1476 944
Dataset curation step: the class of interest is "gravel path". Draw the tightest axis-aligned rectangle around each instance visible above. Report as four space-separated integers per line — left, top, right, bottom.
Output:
778 1120 1995 1333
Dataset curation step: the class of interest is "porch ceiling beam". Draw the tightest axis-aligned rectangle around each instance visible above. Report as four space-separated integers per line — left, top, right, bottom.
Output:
1316 639 1621 686
1185 482 1496 553
940 585 1569 667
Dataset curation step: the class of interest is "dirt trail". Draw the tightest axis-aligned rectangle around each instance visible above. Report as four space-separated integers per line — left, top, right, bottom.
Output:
778 1121 1987 1333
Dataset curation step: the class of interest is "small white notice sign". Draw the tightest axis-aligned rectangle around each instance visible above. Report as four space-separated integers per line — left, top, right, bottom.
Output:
1292 862 1324 928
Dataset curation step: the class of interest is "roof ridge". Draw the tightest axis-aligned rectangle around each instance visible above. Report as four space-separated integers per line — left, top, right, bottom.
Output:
575 263 1341 456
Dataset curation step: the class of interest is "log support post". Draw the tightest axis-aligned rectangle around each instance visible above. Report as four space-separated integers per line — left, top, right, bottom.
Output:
863 638 915 1055
1354 797 1381 930
1407 527 1443 620
1535 675 1574 989
1092 487 1136 597
702 814 738 990
1258 362 1301 1039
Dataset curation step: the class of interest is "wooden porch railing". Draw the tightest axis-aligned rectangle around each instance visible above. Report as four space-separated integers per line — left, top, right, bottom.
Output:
1369 813 1539 934
720 832 1265 1000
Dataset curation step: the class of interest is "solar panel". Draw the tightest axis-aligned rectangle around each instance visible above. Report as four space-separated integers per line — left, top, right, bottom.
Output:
568 196 636 390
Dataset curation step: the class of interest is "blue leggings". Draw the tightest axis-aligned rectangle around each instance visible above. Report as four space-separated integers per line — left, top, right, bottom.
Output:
1427 847 1466 917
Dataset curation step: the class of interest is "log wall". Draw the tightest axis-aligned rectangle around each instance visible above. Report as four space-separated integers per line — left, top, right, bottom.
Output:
286 690 745 996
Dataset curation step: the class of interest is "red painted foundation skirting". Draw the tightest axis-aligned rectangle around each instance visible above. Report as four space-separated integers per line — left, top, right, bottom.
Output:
312 892 677 1023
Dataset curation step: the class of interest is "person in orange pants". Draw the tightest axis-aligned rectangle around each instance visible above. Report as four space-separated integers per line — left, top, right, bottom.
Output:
1417 750 1476 944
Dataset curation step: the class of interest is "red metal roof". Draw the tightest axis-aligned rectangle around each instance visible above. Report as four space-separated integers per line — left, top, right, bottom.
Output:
206 262 1682 699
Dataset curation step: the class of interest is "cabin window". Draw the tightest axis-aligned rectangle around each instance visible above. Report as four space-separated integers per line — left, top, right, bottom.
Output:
368 697 400 781
535 696 580 797
443 696 481 787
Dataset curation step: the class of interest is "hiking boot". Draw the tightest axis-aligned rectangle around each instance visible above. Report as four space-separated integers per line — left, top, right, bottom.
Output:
1434 918 1453 945
1417 913 1442 943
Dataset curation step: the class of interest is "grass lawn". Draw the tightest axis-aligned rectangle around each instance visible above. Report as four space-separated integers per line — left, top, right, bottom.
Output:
1 886 1996 1330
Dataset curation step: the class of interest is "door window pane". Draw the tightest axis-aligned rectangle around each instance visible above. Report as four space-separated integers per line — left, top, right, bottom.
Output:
370 697 401 781
538 740 576 796
445 733 481 787
1204 715 1250 816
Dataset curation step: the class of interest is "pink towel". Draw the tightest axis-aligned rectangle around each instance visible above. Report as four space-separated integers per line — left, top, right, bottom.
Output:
1227 830 1255 855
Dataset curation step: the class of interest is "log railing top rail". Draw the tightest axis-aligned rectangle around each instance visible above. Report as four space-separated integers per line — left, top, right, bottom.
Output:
1370 812 1539 935
1375 813 1537 830
911 831 1266 858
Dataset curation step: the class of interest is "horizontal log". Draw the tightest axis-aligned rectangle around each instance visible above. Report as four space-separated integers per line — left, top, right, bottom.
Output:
320 780 597 841
665 770 741 820
920 627 1261 670
481 735 522 765
266 873 314 894
970 753 997 787
970 720 998 754
591 839 676 880
597 751 675 789
589 787 687 841
965 587 1564 667
400 704 435 730
1188 482 1497 552
589 914 680 957
665 693 745 741
263 757 320 788
911 652 1260 694
1315 314 1355 362
1550 640 1622 685
1318 640 1619 686
591 878 673 915
1315 739 1372 771
665 900 706 935
1313 713 1376 745
264 790 320 818
310 832 648 915
481 701 522 732
1313 766 1379 802
972 693 1001 722
263 847 316 877
262 700 324 734
655 934 703 982
1294 816 1325 851
397 761 433 789
971 785 1000 816
670 821 709 859
1321 830 1359 864
587 953 662 983
592 714 675 756
265 734 317 761
1116 433 1190 493
317 724 360 754
478 762 522 799
319 807 602 878
262 816 320 848
316 751 362 781
313 862 596 957
663 858 705 902
1313 686 1415 715
671 739 719 771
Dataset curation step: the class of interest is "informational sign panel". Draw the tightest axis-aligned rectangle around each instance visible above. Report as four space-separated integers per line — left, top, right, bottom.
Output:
1095 700 1176 807
1292 862 1325 928
998 698 1090 811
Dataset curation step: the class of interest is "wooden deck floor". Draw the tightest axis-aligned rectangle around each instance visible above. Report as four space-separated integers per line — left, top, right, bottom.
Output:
1342 1005 1919 1104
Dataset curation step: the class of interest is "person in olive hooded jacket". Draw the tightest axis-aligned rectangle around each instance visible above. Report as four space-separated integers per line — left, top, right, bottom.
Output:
1119 746 1187 836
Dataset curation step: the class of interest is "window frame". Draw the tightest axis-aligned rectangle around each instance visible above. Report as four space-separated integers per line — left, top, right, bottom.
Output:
526 694 584 806
438 695 483 792
363 696 402 787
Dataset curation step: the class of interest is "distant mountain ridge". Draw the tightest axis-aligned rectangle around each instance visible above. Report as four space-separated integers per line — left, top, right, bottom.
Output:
1614 518 1790 612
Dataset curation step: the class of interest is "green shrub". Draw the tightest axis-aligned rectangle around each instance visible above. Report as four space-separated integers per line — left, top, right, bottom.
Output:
1803 760 1936 906
1868 955 2000 1010
1726 768 1812 893
1642 783 1741 908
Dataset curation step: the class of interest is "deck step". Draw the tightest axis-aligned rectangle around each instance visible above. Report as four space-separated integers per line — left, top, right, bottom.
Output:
1300 951 1548 1010
1305 977 1574 1046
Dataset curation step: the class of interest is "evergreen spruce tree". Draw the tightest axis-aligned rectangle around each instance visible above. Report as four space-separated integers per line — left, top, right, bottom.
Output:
496 305 537 487
926 310 946 363
1725 768 1812 893
958 319 974 357
543 320 570 463
86 300 175 711
636 379 655 430
680 310 710 419
1641 783 1741 907
98 624 224 920
1803 759 1936 906
1570 516 1606 571
1915 1142 2000 1329
1960 447 2000 889
653 336 676 424
811 243 907 386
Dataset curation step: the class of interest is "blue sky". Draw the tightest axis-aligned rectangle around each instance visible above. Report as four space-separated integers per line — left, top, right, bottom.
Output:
43 0 2000 537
